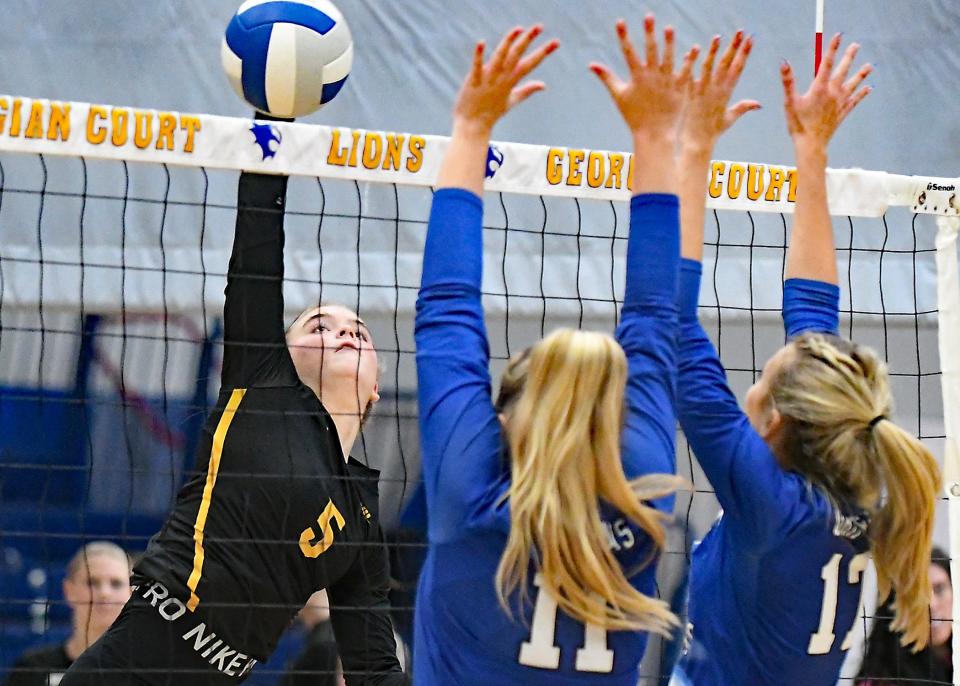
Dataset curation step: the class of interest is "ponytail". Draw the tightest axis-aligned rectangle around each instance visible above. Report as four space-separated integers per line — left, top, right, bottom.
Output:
869 419 940 649
495 328 682 634
772 333 941 650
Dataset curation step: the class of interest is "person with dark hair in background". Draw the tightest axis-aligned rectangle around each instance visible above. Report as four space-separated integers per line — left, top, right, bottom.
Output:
856 546 953 685
5 542 132 686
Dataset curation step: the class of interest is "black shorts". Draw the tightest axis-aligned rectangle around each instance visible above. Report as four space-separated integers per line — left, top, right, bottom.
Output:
61 580 259 686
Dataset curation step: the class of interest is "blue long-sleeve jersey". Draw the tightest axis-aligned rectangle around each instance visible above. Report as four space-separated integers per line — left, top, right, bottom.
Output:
413 189 681 685
672 259 871 686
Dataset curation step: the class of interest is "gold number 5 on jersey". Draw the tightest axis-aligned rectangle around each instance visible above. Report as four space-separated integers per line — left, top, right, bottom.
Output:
299 499 346 558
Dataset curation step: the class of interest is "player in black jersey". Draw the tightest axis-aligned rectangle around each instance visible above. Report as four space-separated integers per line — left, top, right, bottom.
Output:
61 168 404 686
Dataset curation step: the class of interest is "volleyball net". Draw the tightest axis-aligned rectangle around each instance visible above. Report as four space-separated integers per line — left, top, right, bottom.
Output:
0 95 957 685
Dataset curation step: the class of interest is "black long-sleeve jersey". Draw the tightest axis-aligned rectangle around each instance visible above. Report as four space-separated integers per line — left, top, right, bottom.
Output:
134 172 403 685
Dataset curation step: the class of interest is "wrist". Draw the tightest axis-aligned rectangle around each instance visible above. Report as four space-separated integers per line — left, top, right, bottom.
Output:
632 130 676 157
451 117 493 142
793 138 829 163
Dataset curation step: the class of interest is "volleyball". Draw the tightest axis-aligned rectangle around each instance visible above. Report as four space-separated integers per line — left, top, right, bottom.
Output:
221 0 353 119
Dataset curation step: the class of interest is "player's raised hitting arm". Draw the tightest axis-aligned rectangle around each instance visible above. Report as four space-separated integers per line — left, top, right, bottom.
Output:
222 170 298 389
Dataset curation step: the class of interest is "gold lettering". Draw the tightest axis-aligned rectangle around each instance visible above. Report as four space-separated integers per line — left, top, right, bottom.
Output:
155 113 176 151
133 111 153 149
86 106 108 144
786 168 799 202
0 97 7 134
566 149 585 186
326 129 349 166
10 99 22 137
708 161 725 199
605 153 625 189
347 130 361 167
727 163 746 200
546 148 563 186
361 132 382 170
746 164 765 201
627 154 635 191
180 115 201 153
298 500 346 558
382 134 404 171
47 103 70 141
406 136 425 173
24 102 45 139
586 151 605 189
111 108 129 147
764 166 785 202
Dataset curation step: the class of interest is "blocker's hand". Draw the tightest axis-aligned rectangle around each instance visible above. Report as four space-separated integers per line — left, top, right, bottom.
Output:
590 15 699 141
681 31 760 153
781 33 872 150
452 25 559 136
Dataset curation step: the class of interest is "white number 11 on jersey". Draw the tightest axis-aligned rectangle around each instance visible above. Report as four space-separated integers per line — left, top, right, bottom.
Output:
518 573 614 673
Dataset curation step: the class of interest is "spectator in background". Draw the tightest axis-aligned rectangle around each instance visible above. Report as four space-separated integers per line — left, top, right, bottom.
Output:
4 542 132 686
856 546 953 685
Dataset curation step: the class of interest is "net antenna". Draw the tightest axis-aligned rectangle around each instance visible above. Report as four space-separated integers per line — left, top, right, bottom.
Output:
936 214 960 685
814 0 825 75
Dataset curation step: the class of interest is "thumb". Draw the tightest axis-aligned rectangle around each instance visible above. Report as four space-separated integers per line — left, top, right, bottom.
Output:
589 62 624 100
725 99 762 127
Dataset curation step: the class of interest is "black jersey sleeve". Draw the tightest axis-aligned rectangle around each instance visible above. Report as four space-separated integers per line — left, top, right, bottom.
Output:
221 171 299 388
327 539 405 686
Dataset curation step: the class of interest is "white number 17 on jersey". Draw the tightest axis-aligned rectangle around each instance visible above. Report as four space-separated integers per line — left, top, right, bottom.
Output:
518 573 614 673
808 552 870 654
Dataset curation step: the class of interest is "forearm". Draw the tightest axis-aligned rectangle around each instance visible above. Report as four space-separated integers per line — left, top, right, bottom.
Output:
678 144 712 262
436 119 490 195
785 142 838 283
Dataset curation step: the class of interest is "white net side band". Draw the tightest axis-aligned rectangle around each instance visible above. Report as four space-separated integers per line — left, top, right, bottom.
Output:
0 94 956 217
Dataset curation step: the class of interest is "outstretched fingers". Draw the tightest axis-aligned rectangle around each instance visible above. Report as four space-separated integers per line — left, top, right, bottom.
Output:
662 25 676 72
726 99 762 126
841 85 872 120
470 41 485 85
508 81 546 110
516 38 560 80
781 61 802 131
678 44 700 86
816 33 842 83
504 24 543 72
643 14 659 67
490 26 524 74
842 63 872 98
616 19 643 75
726 34 753 86
831 41 860 86
589 62 625 99
699 35 721 85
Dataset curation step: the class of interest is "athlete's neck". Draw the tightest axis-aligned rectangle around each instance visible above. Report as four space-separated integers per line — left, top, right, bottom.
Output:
305 381 360 461
327 410 360 462
64 629 98 661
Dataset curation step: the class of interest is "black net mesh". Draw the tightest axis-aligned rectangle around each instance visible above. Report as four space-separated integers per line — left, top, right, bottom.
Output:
0 152 949 684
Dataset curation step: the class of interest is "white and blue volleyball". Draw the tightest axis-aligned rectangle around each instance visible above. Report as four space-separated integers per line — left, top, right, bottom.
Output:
221 0 353 119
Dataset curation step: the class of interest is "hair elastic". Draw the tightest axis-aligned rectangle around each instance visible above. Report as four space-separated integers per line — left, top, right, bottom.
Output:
868 415 887 429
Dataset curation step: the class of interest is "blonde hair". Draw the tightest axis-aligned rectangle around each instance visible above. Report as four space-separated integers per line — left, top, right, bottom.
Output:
495 328 681 635
771 333 942 650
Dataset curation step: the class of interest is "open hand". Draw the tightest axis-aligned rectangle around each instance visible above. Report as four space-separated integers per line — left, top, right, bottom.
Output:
453 25 559 136
590 15 699 141
781 34 872 150
682 31 760 152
